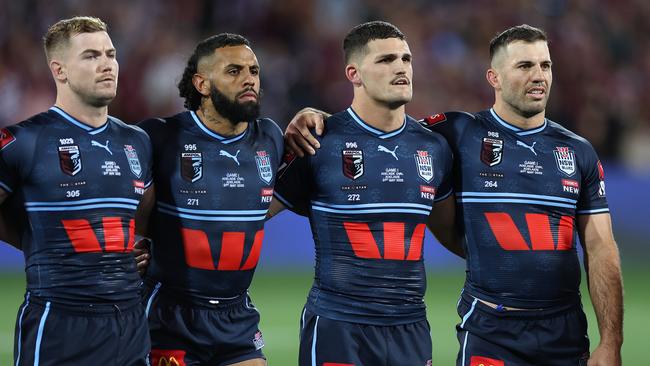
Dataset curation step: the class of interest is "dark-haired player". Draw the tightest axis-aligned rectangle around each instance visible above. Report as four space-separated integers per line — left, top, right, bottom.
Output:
287 24 623 366
269 21 456 366
0 16 153 365
138 33 282 366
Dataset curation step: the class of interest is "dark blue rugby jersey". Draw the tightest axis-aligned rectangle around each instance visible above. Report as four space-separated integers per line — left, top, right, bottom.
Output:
139 111 283 299
421 109 609 308
274 108 453 325
0 107 153 304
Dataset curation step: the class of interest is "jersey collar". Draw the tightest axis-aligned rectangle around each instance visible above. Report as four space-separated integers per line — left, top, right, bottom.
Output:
189 110 247 144
346 107 406 139
489 108 547 136
50 106 109 135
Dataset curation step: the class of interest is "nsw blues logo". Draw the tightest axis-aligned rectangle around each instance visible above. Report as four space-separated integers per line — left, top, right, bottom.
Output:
342 149 364 180
255 150 273 184
554 146 576 177
181 152 203 183
123 145 142 178
414 150 434 183
58 145 82 176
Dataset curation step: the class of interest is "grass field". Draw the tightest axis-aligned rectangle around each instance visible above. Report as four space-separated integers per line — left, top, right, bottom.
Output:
0 268 647 365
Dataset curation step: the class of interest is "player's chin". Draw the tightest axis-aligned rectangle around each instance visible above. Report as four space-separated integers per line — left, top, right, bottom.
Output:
87 93 116 107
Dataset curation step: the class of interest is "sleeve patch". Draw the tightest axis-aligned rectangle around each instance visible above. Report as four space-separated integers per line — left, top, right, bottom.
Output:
422 113 447 127
0 128 16 150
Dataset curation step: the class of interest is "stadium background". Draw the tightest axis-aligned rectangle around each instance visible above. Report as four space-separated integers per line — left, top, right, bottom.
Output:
0 0 648 364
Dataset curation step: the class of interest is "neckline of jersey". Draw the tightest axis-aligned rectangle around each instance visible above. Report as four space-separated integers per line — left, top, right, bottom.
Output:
189 110 248 144
346 107 407 139
49 106 109 135
488 108 547 136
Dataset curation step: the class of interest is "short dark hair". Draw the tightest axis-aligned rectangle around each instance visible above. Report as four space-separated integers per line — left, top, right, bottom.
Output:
178 33 251 111
489 24 547 61
343 21 405 63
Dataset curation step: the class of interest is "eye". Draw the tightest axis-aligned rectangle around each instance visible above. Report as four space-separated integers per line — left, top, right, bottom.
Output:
251 68 259 75
228 69 240 75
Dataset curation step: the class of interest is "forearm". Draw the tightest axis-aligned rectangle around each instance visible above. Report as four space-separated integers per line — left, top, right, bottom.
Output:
586 241 624 347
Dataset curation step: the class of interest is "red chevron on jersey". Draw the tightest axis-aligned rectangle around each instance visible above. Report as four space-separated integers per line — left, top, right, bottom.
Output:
0 128 16 150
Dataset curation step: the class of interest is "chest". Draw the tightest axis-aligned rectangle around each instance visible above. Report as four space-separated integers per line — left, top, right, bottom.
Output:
456 128 583 199
155 134 278 209
27 131 146 201
312 136 445 206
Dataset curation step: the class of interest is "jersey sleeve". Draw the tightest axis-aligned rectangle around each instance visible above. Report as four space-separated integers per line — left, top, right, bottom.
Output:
138 118 168 189
576 144 609 215
273 152 313 212
129 123 154 188
434 135 454 202
0 125 37 194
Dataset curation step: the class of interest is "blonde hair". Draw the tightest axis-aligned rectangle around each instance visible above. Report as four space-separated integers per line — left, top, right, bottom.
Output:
43 16 108 62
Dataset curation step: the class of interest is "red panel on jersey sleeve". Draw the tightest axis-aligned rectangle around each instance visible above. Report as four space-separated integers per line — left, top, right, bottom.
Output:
0 128 16 150
422 113 447 127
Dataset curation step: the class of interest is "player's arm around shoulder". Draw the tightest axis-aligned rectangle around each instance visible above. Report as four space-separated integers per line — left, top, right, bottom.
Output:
578 213 623 366
284 107 331 156
424 130 464 258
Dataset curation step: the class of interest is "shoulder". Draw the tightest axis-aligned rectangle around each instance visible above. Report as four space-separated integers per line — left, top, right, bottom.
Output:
545 119 599 162
255 117 284 137
407 116 449 145
419 111 477 130
109 116 150 140
1 112 51 147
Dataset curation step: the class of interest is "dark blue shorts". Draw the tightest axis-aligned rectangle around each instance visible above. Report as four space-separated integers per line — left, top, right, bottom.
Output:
143 282 265 366
456 292 590 366
14 292 150 366
299 307 432 366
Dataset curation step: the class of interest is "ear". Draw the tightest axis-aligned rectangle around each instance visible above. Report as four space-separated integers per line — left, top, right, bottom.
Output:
50 60 66 82
192 73 210 97
345 64 362 86
486 68 500 89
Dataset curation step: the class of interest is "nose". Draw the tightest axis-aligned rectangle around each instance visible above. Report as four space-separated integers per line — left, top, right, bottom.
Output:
243 70 257 88
99 56 115 74
531 64 545 82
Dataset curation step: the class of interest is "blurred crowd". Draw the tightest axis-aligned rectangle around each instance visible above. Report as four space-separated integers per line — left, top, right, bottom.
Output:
1 0 649 169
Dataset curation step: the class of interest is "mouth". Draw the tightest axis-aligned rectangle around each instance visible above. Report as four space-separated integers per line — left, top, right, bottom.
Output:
526 86 546 99
97 76 116 84
391 77 410 86
238 90 258 102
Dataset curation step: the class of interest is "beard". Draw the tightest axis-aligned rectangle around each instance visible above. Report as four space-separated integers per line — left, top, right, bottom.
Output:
210 85 261 124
